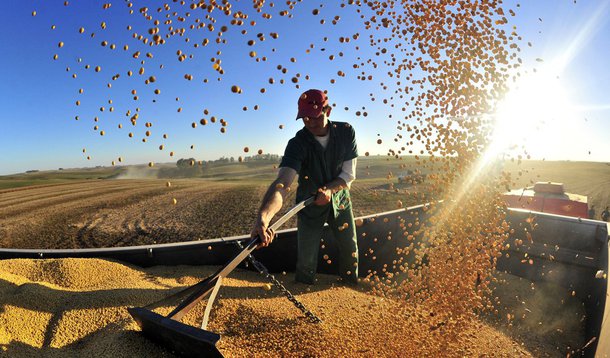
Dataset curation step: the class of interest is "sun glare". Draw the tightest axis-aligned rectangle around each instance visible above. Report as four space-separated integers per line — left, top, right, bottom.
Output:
456 66 578 205
486 67 575 161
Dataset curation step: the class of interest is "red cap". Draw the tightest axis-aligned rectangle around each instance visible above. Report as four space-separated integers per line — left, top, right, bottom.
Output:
296 89 329 119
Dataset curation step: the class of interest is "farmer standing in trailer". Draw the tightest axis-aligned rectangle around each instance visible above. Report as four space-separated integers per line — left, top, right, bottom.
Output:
251 89 359 285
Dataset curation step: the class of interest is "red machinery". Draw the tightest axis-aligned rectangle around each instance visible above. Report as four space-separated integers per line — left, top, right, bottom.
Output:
503 182 589 218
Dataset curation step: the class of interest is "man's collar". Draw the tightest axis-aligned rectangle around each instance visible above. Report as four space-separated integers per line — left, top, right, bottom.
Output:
301 120 334 141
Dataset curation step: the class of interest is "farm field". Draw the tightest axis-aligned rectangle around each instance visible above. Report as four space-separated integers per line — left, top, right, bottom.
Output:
0 157 415 249
0 157 608 250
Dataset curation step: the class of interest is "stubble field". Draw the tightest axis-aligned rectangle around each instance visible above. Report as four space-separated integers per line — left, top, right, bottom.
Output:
0 157 419 250
1 157 609 250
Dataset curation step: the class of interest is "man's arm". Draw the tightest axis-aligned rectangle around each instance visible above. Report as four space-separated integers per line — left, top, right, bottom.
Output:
252 167 297 247
338 158 357 189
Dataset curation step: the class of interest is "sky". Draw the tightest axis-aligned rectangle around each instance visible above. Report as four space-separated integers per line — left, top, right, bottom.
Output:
1 0 609 176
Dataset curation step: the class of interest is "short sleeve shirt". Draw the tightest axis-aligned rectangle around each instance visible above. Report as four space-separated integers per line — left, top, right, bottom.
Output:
280 121 357 220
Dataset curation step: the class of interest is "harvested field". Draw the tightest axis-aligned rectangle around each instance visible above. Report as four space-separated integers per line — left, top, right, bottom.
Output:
0 258 546 357
1 158 608 250
0 158 418 250
0 177 411 250
0 179 268 249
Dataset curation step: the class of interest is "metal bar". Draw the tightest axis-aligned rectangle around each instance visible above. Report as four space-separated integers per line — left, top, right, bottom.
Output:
216 238 259 278
201 276 223 330
268 196 315 231
160 197 314 321
168 277 218 321
144 275 214 310
166 237 259 320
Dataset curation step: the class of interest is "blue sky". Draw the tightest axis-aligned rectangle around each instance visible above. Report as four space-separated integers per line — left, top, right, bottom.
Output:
1 0 609 175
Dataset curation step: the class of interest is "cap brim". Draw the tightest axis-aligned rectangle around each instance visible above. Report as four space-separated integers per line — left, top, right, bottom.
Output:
296 108 323 120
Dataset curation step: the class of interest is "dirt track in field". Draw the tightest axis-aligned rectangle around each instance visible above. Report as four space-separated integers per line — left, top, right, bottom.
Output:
0 180 261 249
0 177 409 250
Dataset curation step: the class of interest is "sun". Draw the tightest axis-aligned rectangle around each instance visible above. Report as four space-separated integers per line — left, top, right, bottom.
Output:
486 66 574 161
451 65 576 212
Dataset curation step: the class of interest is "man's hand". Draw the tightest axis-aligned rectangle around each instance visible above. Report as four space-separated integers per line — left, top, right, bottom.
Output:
314 187 332 206
251 217 275 249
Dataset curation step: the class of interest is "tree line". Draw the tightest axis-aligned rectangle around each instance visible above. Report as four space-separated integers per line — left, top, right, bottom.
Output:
176 154 281 167
157 154 281 178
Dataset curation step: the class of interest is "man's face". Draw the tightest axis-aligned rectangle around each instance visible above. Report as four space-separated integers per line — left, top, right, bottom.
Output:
302 109 329 136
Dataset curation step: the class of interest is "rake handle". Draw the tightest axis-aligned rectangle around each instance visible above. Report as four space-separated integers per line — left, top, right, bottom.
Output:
159 196 315 321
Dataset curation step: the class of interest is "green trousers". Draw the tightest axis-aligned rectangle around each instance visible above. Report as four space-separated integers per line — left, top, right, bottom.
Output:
295 205 359 284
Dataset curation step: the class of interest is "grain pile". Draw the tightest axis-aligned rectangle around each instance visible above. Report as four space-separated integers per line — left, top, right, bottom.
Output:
0 258 540 357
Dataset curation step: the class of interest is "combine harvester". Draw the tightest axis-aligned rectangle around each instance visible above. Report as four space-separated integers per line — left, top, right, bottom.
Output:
0 194 608 357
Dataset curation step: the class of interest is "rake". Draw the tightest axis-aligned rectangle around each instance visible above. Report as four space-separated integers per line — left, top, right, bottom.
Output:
128 196 315 357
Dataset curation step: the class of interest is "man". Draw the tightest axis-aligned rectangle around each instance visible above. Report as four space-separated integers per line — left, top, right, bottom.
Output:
602 206 610 222
251 89 359 285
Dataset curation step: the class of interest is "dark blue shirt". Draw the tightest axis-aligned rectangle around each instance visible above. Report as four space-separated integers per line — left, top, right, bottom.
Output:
280 121 358 221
